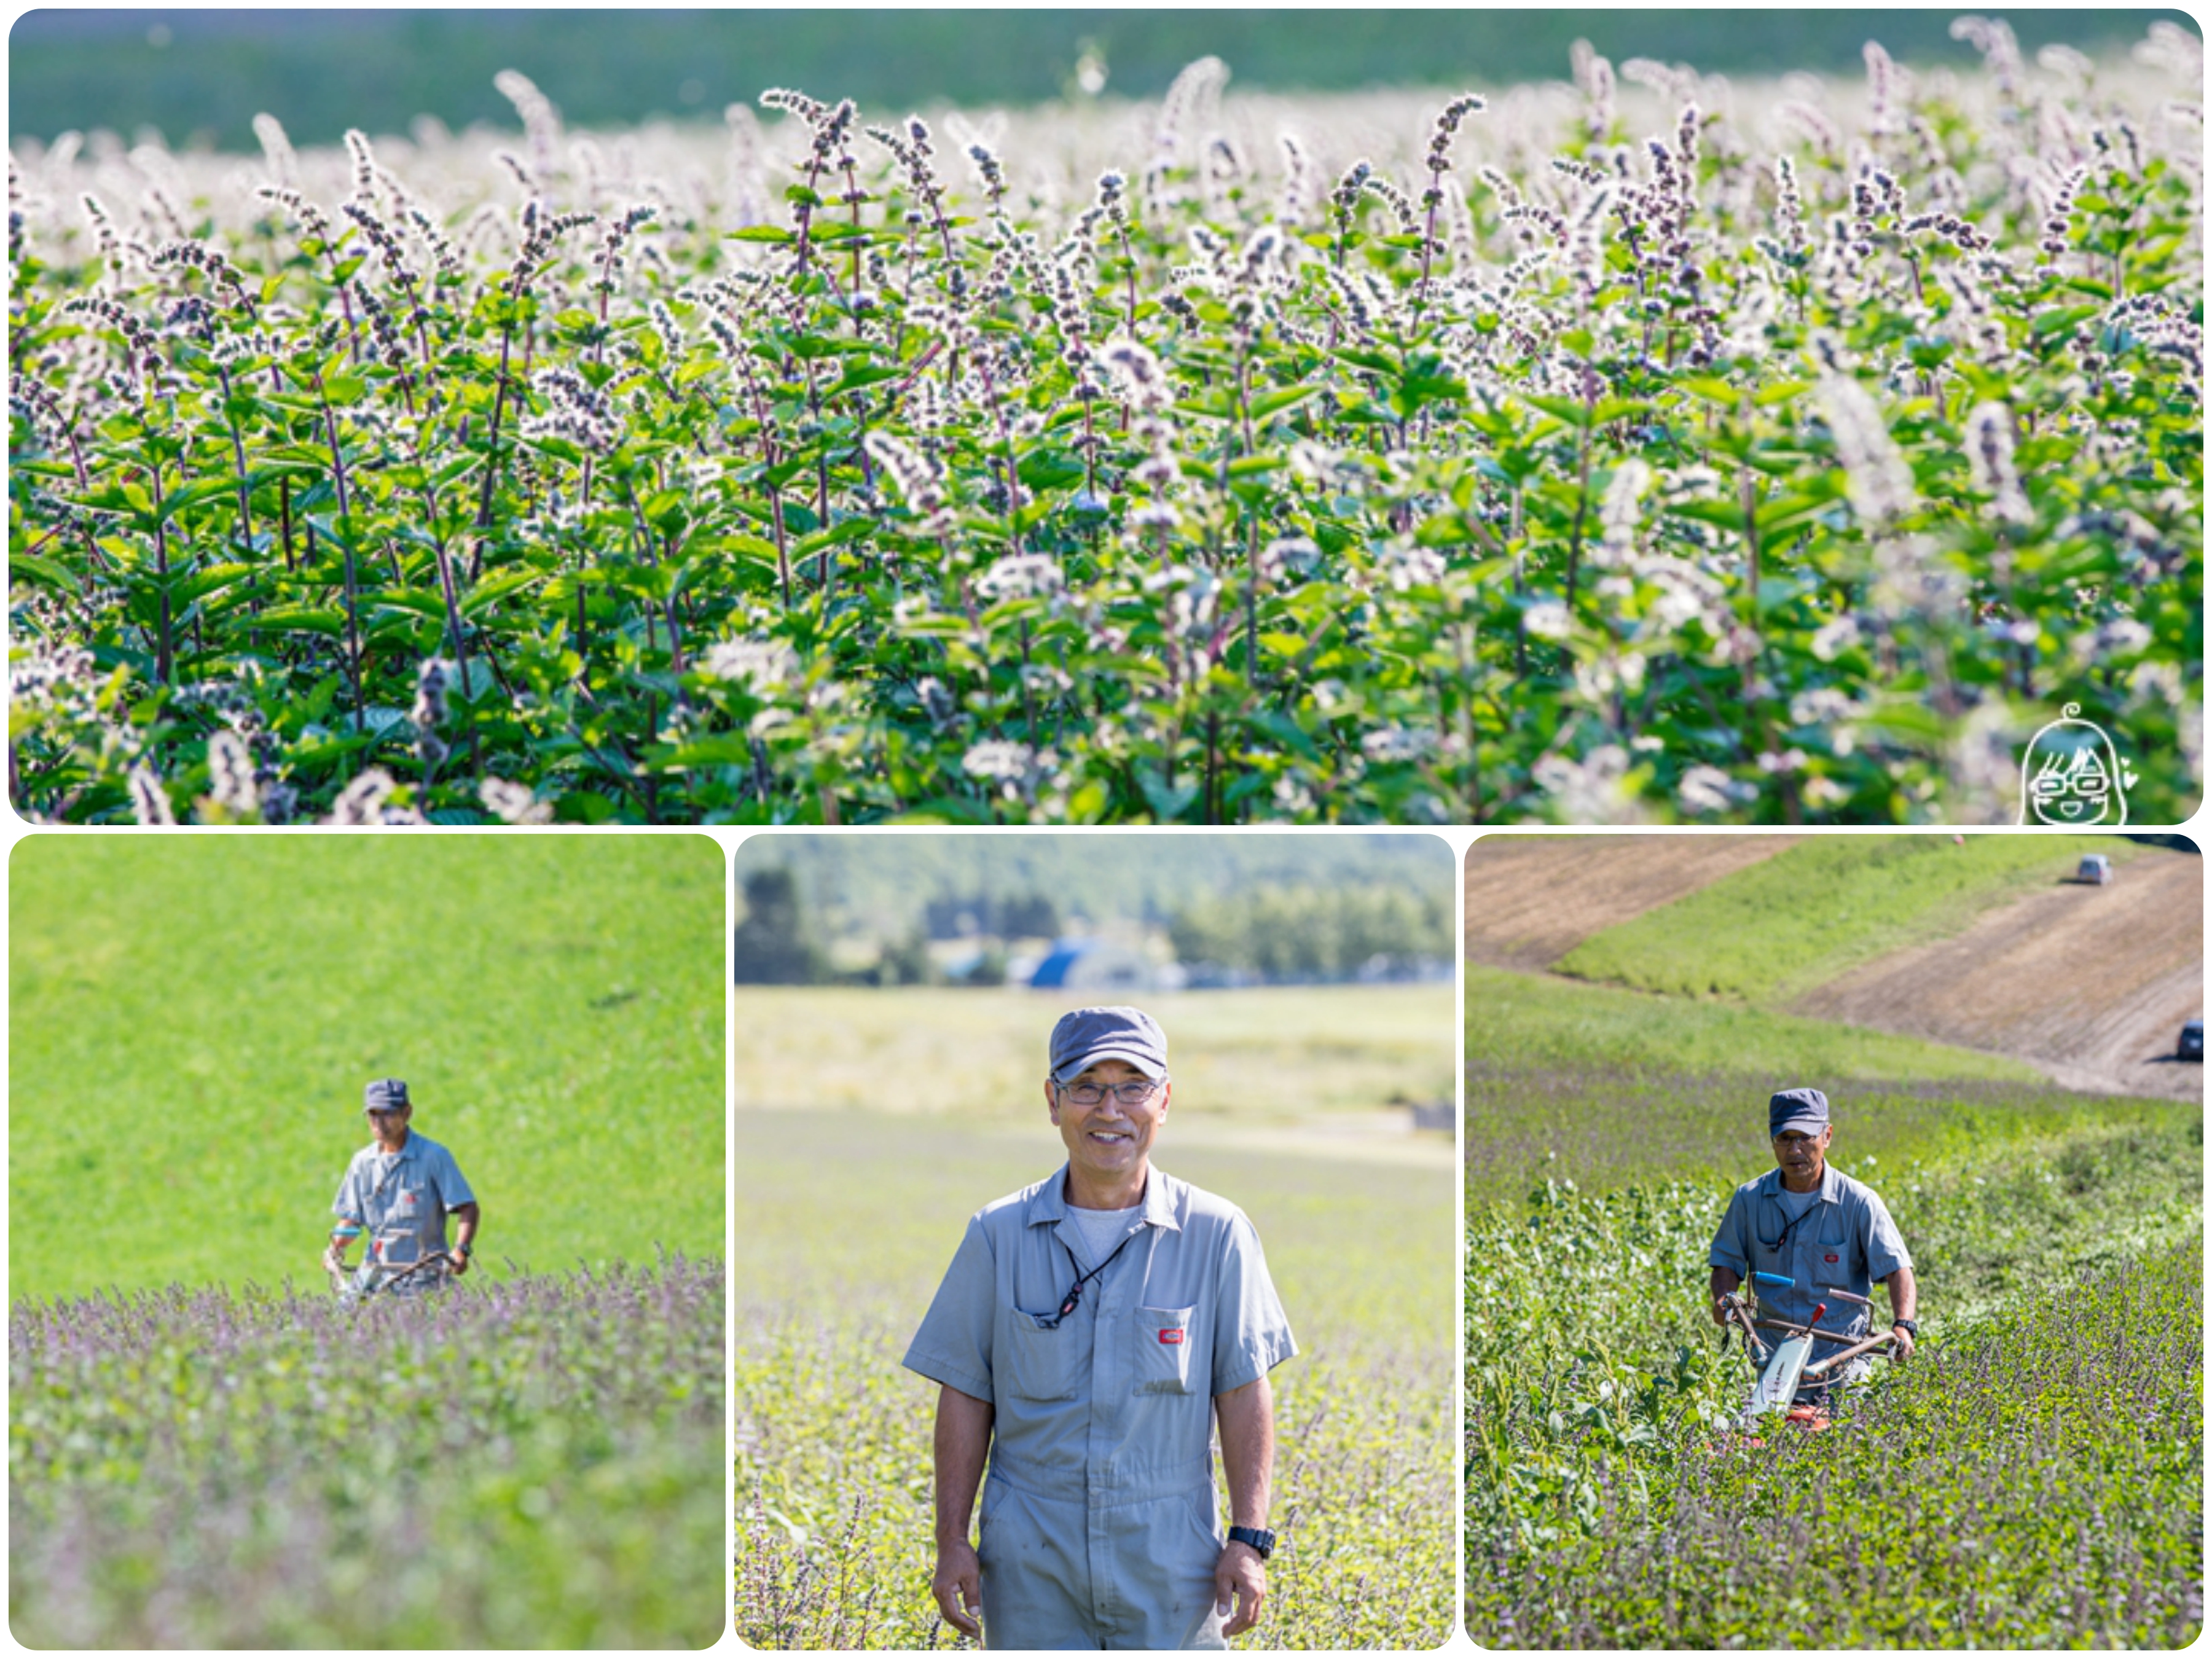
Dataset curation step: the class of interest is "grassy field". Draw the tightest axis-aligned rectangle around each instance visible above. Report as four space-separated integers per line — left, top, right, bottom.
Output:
732 984 1456 1118
735 1109 1455 1649
1466 938 2205 1644
9 834 726 1300
1554 834 2154 1002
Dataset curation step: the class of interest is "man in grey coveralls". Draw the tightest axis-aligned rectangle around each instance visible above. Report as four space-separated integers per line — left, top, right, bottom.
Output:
324 1078 481 1290
903 1007 1298 1650
1708 1087 1918 1403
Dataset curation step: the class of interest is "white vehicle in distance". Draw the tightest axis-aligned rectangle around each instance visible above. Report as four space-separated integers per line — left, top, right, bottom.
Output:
2075 853 2115 885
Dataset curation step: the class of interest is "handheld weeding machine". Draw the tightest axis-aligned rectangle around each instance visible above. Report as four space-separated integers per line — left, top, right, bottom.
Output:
325 1223 456 1304
1717 1269 1899 1430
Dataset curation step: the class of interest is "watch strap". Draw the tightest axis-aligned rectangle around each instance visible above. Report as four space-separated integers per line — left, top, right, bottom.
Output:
1892 1317 1918 1335
1227 1525 1275 1559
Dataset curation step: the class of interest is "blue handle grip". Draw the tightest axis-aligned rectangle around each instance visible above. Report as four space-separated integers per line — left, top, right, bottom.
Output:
1751 1271 1793 1287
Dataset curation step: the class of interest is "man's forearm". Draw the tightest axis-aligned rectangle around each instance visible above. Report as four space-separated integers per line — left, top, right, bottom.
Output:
450 1202 480 1250
933 1385 994 1547
1214 1377 1274 1529
1885 1266 1917 1322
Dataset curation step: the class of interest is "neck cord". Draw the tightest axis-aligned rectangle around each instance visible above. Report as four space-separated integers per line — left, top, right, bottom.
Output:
1053 1226 1139 1324
1770 1179 1821 1253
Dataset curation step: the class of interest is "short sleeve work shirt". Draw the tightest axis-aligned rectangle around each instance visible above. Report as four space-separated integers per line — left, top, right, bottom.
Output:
1708 1163 1911 1351
332 1132 476 1266
902 1165 1297 1500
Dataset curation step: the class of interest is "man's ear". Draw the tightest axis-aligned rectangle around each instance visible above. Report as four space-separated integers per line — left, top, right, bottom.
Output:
1043 1078 1061 1123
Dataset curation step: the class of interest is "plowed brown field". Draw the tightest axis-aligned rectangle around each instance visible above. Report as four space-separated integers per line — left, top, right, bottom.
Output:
1462 834 1798 971
1794 851 2205 1100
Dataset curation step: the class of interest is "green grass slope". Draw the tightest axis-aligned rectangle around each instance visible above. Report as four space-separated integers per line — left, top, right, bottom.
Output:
1467 962 2040 1080
1555 834 2146 1002
10 836 726 1300
1460 965 2190 1207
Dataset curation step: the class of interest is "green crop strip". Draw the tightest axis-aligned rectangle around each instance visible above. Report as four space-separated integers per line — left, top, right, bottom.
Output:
8 36 2202 824
1467 961 2035 1078
1556 833 2159 1001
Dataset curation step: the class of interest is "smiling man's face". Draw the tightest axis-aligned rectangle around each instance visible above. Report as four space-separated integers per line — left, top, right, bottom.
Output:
1047 1058 1169 1194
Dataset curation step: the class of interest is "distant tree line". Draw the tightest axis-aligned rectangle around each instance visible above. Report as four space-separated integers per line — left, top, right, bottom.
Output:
731 869 823 984
734 867 1449 984
1167 885 1451 979
732 868 936 986
734 834 1449 946
922 891 1062 941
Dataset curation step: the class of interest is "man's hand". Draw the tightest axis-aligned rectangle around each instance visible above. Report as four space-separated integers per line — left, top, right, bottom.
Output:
1882 1267 1917 1364
447 1249 470 1277
1215 1539 1266 1637
1709 1266 1743 1327
930 1539 982 1639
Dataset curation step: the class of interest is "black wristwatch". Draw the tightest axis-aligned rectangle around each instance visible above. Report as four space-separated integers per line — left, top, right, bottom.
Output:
1892 1318 1918 1336
1227 1526 1276 1560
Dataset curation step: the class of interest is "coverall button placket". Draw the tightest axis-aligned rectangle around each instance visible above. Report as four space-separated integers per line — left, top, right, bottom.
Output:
1085 1219 1135 1629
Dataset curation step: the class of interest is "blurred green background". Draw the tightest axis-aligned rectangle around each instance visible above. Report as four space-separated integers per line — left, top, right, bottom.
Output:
10 7 2193 151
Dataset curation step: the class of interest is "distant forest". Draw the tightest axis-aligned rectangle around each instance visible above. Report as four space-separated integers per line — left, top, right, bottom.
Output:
11 9 2184 149
732 832 1451 934
731 834 1454 984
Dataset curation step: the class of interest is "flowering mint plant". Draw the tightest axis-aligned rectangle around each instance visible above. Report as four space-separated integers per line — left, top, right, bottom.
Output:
9 27 2202 823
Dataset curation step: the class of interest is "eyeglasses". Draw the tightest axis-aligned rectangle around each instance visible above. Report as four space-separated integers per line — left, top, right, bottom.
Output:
1059 1078 1163 1107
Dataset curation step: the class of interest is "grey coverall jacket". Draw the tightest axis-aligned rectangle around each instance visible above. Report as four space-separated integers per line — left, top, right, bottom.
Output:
332 1132 476 1272
1707 1163 1912 1384
903 1165 1298 1651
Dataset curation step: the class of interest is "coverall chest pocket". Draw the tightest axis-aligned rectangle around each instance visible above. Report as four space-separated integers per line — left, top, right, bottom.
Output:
1134 1306 1198 1395
1808 1237 1854 1288
1751 1226 1789 1276
1002 1311 1079 1402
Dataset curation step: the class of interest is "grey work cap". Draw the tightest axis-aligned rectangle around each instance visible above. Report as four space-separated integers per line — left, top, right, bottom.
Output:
1769 1086 1829 1138
364 1077 412 1113
1049 1006 1168 1083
